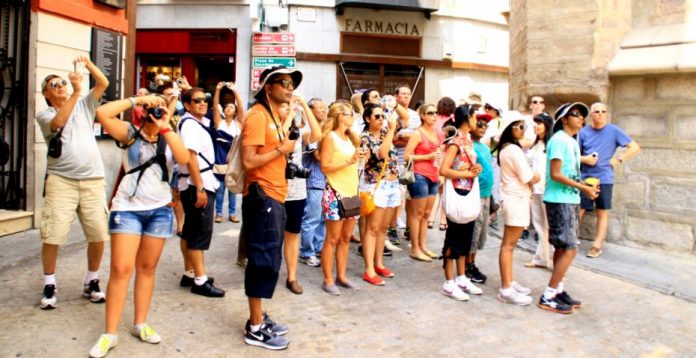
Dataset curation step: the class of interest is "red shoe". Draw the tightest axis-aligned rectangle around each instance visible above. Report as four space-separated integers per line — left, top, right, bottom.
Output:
374 266 394 278
362 272 385 286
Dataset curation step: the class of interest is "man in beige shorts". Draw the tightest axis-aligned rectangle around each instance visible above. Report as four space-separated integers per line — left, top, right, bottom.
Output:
35 55 110 309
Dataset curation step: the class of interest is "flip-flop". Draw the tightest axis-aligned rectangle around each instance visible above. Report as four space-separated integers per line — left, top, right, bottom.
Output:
439 224 447 231
427 221 434 229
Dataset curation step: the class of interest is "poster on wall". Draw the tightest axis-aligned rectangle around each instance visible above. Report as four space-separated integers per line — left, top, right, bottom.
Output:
90 27 123 137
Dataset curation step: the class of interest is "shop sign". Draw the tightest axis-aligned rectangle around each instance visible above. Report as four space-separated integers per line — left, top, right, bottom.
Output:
252 45 296 57
344 18 420 36
252 32 296 44
252 57 296 68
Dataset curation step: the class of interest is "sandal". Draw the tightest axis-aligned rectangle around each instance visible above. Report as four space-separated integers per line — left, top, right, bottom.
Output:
427 221 434 229
439 223 447 231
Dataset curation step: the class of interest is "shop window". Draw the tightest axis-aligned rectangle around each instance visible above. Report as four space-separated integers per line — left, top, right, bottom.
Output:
338 62 424 109
139 57 181 93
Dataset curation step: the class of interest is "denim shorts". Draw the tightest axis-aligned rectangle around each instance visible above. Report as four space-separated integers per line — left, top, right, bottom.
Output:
580 183 613 210
407 174 439 199
361 179 401 208
109 206 174 238
545 202 579 250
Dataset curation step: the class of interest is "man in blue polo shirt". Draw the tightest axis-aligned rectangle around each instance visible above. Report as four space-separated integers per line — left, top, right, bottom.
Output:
578 103 640 258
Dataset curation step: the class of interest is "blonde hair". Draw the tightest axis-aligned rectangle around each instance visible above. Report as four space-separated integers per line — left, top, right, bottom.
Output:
417 103 436 117
320 102 360 149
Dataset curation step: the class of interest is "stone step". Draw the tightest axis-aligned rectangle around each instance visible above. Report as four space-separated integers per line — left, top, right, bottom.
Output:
0 210 33 237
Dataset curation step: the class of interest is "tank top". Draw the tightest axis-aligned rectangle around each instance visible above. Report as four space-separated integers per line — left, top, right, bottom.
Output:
413 128 443 183
326 131 358 197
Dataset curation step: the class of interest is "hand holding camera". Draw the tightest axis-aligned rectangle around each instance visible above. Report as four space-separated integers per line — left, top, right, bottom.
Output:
68 72 83 94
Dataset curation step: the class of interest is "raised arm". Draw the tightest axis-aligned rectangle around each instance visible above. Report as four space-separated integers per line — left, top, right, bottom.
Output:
77 55 109 101
49 72 81 132
212 82 224 129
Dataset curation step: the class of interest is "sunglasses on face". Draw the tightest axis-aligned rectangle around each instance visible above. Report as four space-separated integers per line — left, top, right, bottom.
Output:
191 98 207 104
272 79 294 89
476 121 489 129
568 111 584 118
372 114 384 120
425 111 438 116
511 124 527 131
532 100 544 104
50 79 67 89
592 110 607 114
341 112 352 117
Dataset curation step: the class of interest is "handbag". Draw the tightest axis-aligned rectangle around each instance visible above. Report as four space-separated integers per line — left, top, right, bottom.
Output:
442 177 481 224
47 128 64 159
337 192 361 218
360 158 389 216
398 156 415 185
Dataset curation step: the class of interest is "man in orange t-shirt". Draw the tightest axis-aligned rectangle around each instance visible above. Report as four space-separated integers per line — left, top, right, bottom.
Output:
240 66 301 350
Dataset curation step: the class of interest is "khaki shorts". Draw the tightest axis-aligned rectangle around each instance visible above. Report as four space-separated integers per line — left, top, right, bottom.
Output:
501 193 531 227
40 174 109 245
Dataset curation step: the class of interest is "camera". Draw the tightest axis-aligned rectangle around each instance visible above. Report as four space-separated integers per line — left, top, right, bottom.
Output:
286 161 310 179
146 106 164 120
288 123 300 141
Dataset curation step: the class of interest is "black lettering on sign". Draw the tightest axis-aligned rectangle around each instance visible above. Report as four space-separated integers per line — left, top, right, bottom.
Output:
343 18 420 37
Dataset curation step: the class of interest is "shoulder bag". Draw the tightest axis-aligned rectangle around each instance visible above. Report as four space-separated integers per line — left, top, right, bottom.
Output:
398 156 415 185
360 158 389 216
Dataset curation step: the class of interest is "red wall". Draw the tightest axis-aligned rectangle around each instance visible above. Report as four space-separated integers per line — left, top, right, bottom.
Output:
34 0 129 34
136 30 237 55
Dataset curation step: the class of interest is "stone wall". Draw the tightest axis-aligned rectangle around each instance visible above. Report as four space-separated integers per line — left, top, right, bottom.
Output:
604 74 696 255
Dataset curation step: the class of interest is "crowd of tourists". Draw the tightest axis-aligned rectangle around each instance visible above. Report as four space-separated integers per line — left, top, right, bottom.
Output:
35 57 640 356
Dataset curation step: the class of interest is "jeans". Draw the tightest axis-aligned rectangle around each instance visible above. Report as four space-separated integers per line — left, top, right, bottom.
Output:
300 188 326 257
215 177 237 216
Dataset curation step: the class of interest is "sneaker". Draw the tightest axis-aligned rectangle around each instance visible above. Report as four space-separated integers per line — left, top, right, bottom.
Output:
441 281 469 301
83 279 106 303
403 227 410 241
520 229 530 241
387 227 400 246
89 334 118 358
191 279 225 297
244 321 289 350
455 276 482 295
556 291 583 309
384 239 401 252
299 255 320 267
511 281 532 296
357 245 363 257
586 246 602 258
262 312 288 336
383 246 393 257
537 295 574 314
40 284 57 310
465 263 487 284
497 288 533 306
130 324 161 344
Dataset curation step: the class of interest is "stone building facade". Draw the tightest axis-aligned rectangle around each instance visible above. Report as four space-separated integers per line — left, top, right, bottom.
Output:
509 0 696 256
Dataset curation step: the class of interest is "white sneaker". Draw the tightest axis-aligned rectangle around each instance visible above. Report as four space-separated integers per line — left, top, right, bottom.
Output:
441 281 470 301
497 288 532 306
39 284 57 310
511 281 531 296
130 323 162 344
83 279 106 303
456 276 482 295
384 239 402 252
89 334 118 358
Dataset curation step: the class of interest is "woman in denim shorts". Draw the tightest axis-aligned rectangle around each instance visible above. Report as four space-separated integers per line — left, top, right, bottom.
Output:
359 103 400 285
404 103 444 262
88 95 190 358
319 102 367 295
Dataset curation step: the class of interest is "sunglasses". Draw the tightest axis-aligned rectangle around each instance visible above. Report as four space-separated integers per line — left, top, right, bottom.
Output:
592 110 607 114
476 121 489 129
425 111 438 116
568 111 584 118
511 124 527 131
372 114 384 120
191 98 207 104
50 79 67 89
341 112 352 117
532 100 544 104
272 79 295 89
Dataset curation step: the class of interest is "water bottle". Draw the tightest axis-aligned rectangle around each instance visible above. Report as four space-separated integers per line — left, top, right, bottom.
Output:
433 147 442 168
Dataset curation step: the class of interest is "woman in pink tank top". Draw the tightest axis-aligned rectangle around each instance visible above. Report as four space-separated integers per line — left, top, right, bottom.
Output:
403 103 444 262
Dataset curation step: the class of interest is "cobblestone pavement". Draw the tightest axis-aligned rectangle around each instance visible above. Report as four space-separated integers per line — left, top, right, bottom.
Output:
1 220 695 358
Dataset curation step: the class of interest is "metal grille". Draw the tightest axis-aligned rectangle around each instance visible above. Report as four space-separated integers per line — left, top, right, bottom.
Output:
0 0 29 209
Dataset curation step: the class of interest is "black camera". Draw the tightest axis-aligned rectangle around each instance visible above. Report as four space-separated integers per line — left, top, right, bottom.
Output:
288 125 300 140
286 161 310 179
146 107 164 120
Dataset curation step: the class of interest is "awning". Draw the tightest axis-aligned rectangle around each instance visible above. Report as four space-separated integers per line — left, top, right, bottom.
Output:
335 0 440 18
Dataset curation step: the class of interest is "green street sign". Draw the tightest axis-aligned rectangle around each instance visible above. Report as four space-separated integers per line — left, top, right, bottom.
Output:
252 57 296 68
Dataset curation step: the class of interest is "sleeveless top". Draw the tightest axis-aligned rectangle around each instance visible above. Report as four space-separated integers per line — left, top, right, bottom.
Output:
326 131 358 197
413 128 443 183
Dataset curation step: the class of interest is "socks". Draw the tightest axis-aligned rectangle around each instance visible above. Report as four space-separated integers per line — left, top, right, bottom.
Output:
501 287 516 295
456 275 468 283
250 323 262 333
44 273 56 286
85 271 99 284
544 286 557 300
557 281 564 294
183 270 194 278
194 275 209 286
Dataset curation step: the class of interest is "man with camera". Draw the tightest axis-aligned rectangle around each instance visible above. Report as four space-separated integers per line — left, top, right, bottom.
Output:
176 87 225 298
240 66 302 349
35 56 109 309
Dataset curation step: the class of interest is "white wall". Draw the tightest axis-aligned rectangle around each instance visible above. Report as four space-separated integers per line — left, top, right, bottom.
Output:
426 68 509 109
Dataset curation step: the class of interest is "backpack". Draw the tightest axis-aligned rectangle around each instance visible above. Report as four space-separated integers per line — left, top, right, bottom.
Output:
109 125 168 206
177 114 234 179
224 129 246 194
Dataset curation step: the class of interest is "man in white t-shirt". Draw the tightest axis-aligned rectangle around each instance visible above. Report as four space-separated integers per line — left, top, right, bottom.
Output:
176 87 224 297
35 56 109 310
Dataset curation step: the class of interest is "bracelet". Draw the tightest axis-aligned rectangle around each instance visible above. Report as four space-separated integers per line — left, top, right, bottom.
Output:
129 97 135 109
159 127 171 135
